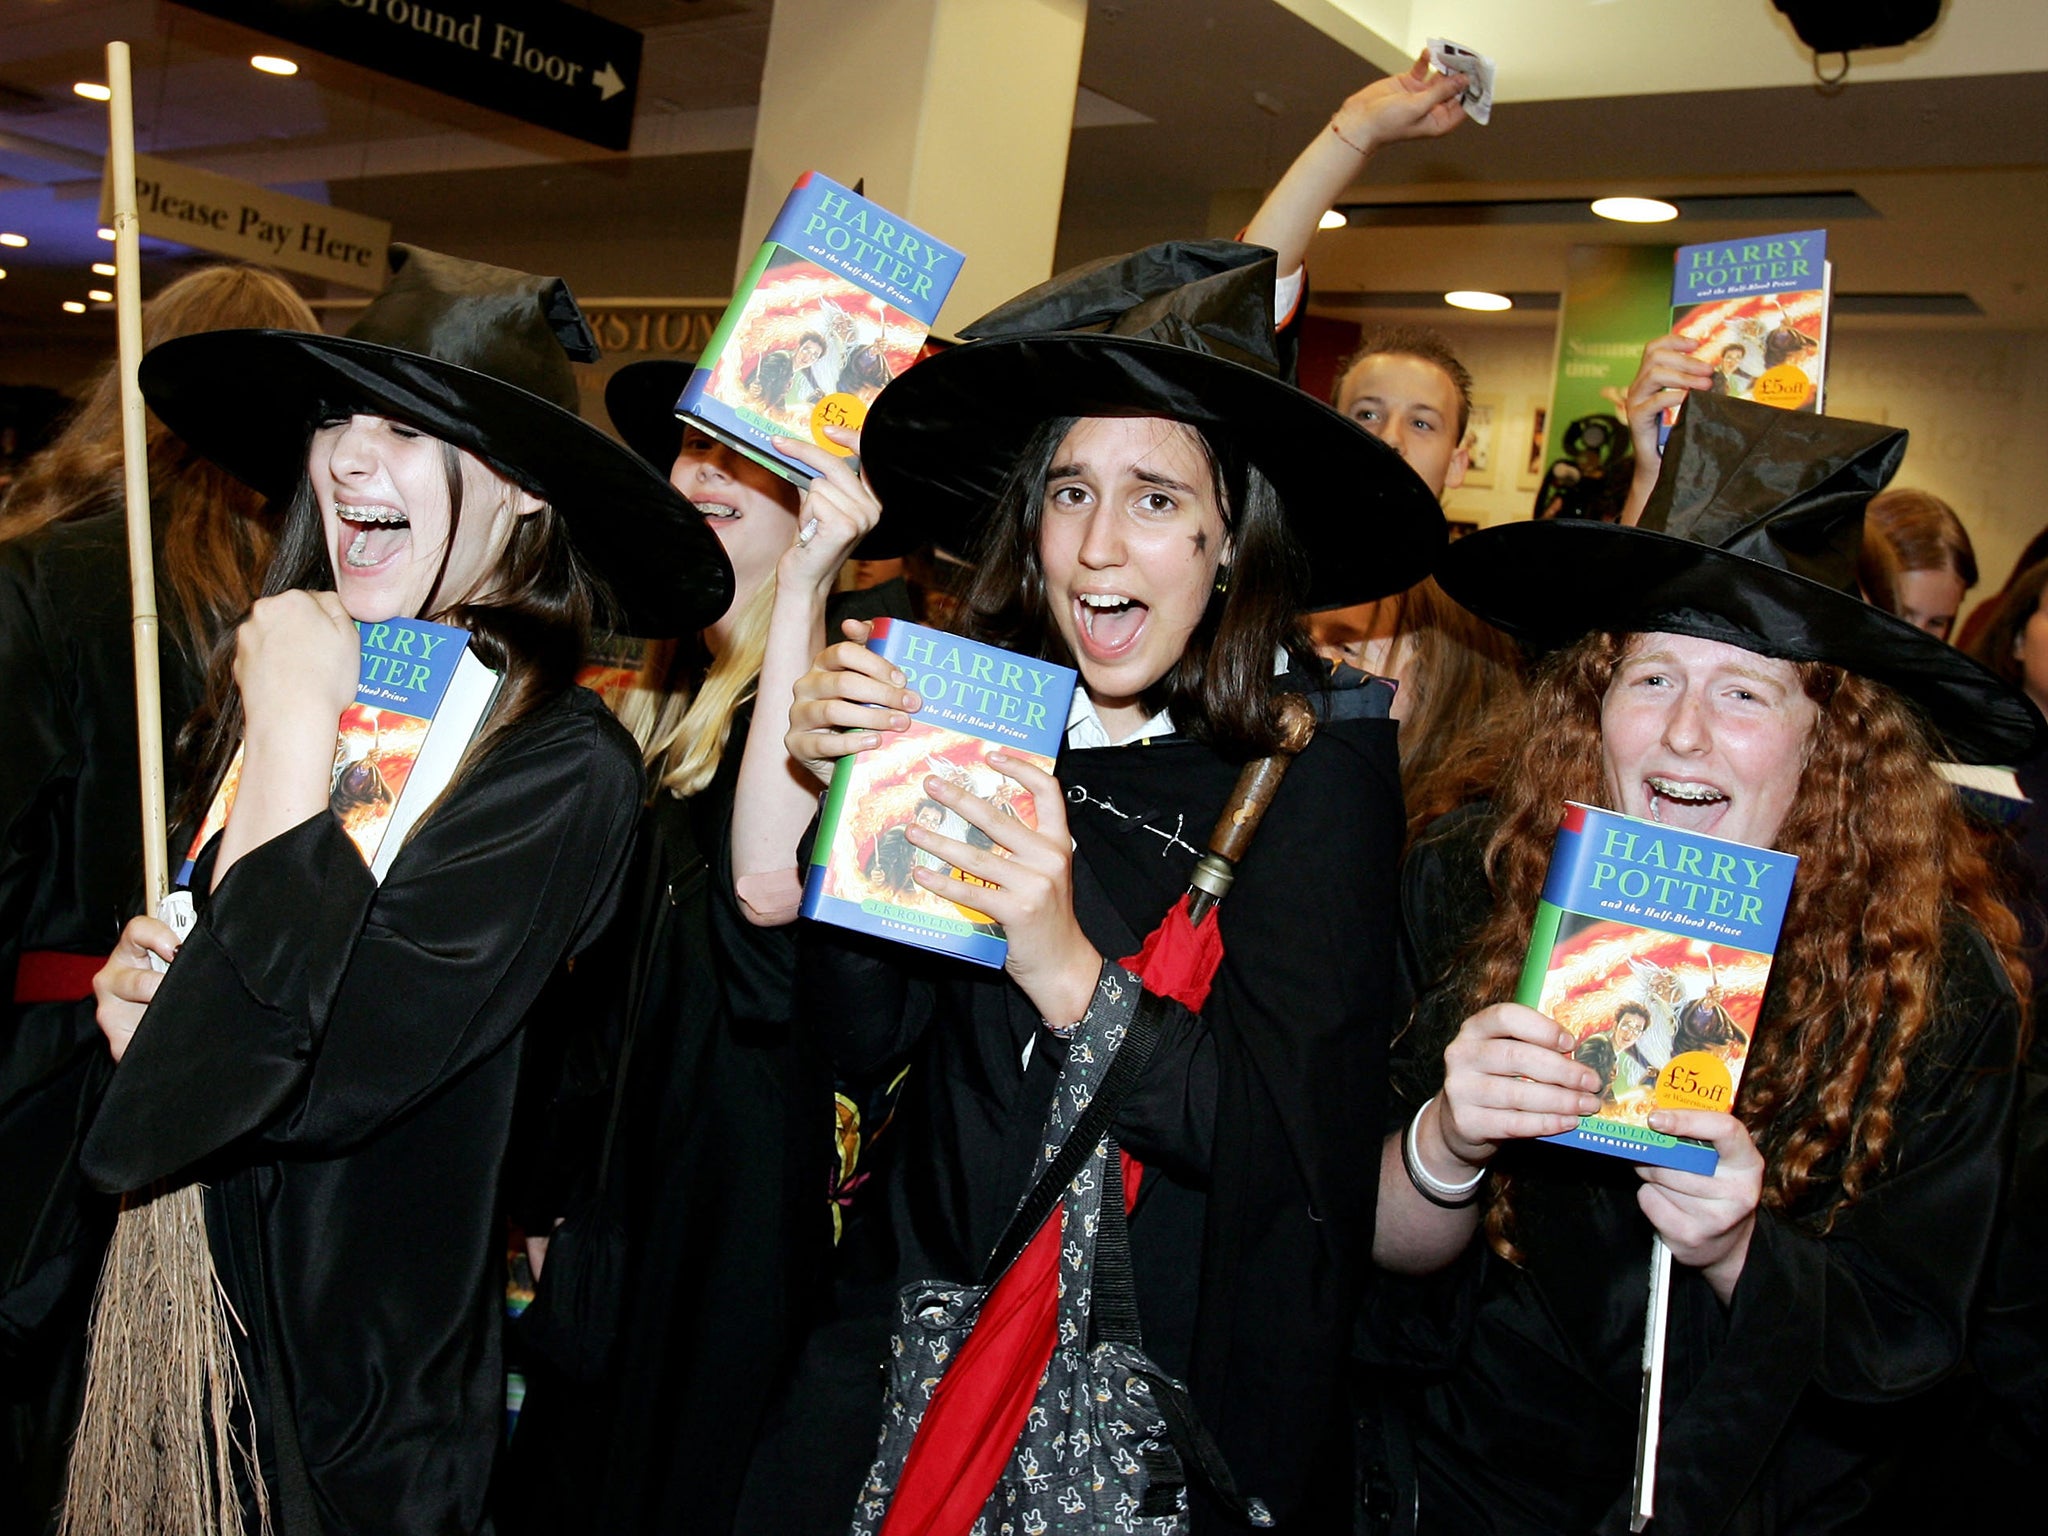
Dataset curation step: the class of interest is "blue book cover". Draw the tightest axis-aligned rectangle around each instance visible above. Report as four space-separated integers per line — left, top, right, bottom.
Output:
676 171 965 485
1517 803 1799 1175
1661 229 1830 447
801 619 1076 968
180 617 498 887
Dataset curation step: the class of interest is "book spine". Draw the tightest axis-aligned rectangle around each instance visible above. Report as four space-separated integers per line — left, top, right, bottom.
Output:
1515 899 1565 1008
680 238 781 413
799 750 863 916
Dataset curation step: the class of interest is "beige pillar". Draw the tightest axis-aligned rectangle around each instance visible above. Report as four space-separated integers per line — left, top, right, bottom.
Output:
740 0 1087 333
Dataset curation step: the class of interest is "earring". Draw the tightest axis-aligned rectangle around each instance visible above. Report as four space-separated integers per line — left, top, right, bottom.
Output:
1214 566 1231 595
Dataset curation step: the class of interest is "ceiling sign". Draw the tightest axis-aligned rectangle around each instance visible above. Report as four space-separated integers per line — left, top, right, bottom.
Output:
173 0 643 150
103 153 391 290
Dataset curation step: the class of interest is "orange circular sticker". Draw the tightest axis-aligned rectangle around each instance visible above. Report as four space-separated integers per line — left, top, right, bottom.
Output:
1655 1051 1735 1113
1749 364 1815 411
809 393 867 453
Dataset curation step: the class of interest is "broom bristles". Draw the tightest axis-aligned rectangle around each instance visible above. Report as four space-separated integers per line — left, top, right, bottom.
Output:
59 1183 271 1536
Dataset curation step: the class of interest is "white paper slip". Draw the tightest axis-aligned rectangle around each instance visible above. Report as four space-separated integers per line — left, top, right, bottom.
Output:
1427 37 1496 125
148 888 197 974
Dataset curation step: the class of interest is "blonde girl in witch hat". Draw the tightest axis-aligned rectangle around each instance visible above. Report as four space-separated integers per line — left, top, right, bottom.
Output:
1368 390 2040 1533
71 245 730 1536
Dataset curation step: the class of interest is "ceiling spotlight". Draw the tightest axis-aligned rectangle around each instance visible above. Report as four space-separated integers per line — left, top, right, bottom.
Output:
88 289 114 303
97 227 115 241
63 301 87 313
74 82 113 102
92 262 116 277
0 233 26 248
1318 209 1347 231
1444 290 1513 312
0 269 8 281
251 55 299 76
1591 196 1679 224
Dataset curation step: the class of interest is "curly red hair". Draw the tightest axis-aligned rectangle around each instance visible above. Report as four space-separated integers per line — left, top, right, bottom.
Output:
1455 632 2026 1249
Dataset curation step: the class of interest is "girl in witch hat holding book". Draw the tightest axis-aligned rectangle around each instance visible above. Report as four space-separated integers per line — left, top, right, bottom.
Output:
748 240 1446 1533
70 245 732 1536
1365 390 2042 1533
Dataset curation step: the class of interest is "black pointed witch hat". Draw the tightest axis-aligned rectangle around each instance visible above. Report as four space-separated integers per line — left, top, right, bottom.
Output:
138 245 732 637
858 239 1447 609
1437 391 2042 762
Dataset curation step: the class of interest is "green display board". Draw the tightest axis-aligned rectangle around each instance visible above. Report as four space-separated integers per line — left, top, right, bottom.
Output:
1542 244 1677 470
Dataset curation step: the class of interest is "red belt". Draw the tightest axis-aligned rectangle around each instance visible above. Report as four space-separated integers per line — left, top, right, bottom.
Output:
13 951 108 1005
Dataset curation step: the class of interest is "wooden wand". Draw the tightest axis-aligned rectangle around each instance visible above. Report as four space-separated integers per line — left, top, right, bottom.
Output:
1185 694 1318 923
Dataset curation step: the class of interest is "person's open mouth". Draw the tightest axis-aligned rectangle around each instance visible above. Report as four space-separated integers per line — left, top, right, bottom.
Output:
336 501 409 571
1074 591 1148 661
1644 775 1731 832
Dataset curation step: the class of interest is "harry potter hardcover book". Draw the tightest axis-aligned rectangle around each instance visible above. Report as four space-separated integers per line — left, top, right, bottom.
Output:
179 617 500 888
1662 229 1832 446
1519 803 1799 1175
674 171 964 486
800 619 1076 968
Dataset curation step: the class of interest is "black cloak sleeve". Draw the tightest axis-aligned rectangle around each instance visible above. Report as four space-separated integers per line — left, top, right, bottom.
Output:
81 689 643 1192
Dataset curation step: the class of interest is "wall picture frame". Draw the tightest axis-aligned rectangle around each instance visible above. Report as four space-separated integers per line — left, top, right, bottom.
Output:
1461 395 1502 489
1518 399 1551 491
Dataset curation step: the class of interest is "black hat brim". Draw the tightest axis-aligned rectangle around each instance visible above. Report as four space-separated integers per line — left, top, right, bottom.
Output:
860 334 1446 609
603 358 693 473
1438 519 2045 764
141 332 732 638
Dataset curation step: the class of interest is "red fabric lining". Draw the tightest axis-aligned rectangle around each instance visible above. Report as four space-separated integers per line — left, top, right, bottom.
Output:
13 950 106 1005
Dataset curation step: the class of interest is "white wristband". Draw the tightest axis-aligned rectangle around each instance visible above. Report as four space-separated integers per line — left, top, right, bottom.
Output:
1404 1099 1486 1207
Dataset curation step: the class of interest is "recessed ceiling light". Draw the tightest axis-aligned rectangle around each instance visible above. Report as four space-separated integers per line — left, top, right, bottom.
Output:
63 301 87 314
74 82 112 102
1318 209 1347 231
1444 290 1513 312
97 227 115 241
92 262 116 277
0 233 26 248
1591 196 1679 224
251 55 299 76
88 289 113 303
0 269 8 281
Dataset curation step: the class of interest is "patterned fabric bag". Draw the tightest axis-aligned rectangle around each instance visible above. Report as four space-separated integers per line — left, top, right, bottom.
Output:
851 978 1272 1535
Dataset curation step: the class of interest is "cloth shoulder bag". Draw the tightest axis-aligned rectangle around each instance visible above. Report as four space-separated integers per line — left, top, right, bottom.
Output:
852 975 1271 1535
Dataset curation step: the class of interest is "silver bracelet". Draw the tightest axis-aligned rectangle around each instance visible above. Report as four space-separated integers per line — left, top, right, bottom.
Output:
1403 1099 1485 1208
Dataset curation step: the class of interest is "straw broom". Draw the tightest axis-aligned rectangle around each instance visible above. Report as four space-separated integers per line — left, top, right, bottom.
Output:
59 41 268 1536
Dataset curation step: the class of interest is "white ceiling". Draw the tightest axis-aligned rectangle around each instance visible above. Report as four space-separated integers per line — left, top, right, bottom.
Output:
1280 0 2048 99
3 0 2045 369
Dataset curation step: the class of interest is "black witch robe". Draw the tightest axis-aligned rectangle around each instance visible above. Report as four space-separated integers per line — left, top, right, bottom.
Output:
79 685 642 1536
498 580 914 1536
1364 806 2021 1535
0 510 204 1530
753 674 1404 1533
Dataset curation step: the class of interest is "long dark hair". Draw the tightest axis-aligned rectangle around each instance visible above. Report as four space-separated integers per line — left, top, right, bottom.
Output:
1968 558 2048 692
954 414 1311 759
178 434 594 828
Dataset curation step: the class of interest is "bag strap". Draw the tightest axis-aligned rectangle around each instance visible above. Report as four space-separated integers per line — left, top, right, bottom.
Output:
979 985 1165 1285
1093 1146 1275 1526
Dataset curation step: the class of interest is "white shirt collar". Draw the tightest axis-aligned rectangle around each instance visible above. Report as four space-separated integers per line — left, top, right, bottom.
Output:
1062 646 1293 750
1065 689 1174 750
